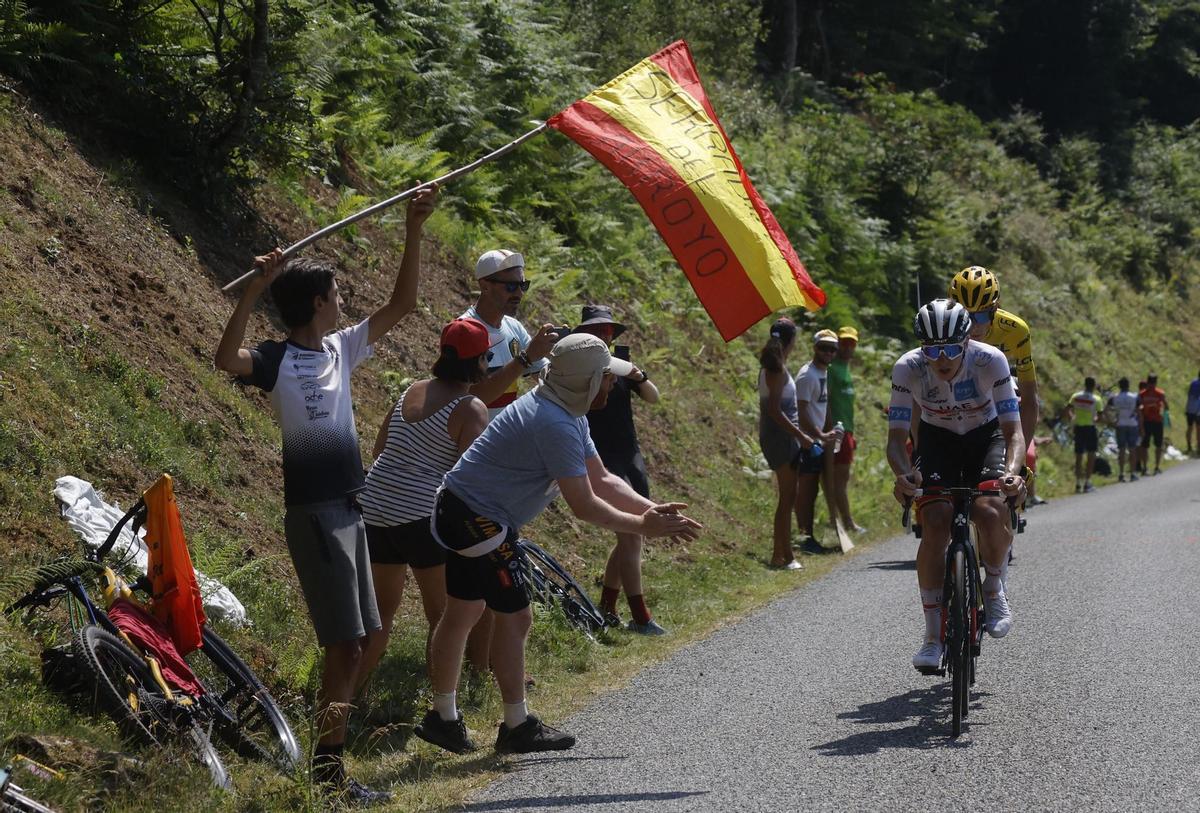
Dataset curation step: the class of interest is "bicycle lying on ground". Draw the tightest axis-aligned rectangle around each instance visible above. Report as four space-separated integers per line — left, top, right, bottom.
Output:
517 538 612 638
903 480 1023 737
5 492 300 788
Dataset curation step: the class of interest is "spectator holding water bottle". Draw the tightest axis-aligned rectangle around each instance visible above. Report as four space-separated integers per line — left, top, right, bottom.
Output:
794 330 843 554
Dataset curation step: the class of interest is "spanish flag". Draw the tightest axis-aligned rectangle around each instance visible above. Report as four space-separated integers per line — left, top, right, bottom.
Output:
143 474 206 655
548 40 825 341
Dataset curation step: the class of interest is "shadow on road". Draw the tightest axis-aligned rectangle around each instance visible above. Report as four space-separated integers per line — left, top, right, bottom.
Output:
462 791 709 810
812 685 991 755
866 559 917 571
507 754 630 767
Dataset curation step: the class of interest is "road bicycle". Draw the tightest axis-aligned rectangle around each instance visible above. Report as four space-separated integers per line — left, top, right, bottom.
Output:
903 480 1022 737
6 495 300 787
516 538 611 637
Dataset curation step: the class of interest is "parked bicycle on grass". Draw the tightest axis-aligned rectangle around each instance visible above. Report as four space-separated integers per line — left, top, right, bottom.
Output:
4 477 299 789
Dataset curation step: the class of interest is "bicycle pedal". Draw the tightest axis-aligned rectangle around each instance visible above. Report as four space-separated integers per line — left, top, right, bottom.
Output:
915 665 944 677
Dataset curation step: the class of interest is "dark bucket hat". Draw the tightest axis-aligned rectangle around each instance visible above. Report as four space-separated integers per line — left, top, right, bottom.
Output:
575 304 626 340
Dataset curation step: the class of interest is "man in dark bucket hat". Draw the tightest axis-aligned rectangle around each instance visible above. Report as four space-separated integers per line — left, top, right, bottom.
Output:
573 304 666 635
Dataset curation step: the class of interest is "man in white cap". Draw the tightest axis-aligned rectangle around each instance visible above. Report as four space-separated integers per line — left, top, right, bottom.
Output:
414 334 702 755
795 328 843 553
463 249 561 420
460 249 564 672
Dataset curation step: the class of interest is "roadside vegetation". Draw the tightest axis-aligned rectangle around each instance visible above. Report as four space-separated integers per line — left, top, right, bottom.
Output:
1 1 1198 810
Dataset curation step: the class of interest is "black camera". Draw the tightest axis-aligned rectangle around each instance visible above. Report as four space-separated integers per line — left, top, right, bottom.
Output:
613 344 631 361
550 325 572 339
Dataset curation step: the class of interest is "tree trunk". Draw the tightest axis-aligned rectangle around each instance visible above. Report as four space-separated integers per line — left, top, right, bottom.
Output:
210 0 268 163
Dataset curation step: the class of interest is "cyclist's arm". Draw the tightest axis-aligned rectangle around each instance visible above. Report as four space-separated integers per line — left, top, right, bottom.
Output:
993 370 1025 477
1016 378 1038 447
586 454 653 514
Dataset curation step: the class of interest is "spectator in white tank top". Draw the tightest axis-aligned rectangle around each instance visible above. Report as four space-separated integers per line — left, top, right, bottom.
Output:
357 319 490 685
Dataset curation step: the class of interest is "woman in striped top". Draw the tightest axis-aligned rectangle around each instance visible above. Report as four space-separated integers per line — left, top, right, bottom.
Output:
358 318 490 681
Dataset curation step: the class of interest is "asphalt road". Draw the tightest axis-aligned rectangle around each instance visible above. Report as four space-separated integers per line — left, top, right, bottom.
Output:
468 461 1200 812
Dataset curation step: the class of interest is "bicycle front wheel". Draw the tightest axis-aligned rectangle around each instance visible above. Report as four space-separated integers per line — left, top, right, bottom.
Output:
949 548 970 738
186 625 301 774
73 624 168 746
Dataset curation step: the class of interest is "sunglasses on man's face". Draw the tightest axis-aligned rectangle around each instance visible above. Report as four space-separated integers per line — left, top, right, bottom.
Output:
921 343 967 360
486 278 531 293
969 310 993 325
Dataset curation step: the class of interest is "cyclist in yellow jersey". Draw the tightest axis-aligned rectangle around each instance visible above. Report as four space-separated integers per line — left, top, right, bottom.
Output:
948 266 1040 453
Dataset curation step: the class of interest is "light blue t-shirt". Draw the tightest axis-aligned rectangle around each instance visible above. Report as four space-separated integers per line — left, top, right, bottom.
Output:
443 390 597 529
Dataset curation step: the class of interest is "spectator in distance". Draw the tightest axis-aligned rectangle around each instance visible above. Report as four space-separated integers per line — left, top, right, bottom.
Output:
357 318 490 685
1063 376 1100 493
1107 377 1141 482
1186 369 1200 456
823 325 865 535
212 185 437 805
574 304 666 635
795 329 843 553
1139 374 1168 475
414 334 701 756
757 317 815 570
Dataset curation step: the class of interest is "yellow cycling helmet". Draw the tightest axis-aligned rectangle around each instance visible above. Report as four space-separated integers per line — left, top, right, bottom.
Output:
948 265 999 312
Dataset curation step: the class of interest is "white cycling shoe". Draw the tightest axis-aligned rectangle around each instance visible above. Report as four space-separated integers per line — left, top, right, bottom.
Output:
912 640 944 673
985 590 1013 638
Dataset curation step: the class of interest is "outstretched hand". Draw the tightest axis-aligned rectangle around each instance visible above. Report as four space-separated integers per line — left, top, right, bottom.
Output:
642 502 702 543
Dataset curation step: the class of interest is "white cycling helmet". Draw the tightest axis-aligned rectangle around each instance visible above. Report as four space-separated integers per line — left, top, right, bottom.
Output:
914 299 971 345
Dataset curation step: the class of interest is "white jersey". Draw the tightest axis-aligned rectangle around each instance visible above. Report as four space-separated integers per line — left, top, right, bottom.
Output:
462 305 546 420
1108 390 1139 427
888 342 1019 436
794 361 829 431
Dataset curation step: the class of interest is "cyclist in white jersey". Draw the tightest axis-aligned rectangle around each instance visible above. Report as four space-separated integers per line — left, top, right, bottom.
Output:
1106 377 1140 481
887 300 1026 672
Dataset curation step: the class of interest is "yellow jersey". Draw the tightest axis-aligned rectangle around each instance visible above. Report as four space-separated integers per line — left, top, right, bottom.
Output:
981 308 1036 385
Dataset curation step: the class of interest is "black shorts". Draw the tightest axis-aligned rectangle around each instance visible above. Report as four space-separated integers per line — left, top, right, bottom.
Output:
433 489 529 614
445 537 530 614
914 419 1007 490
1187 412 1199 427
365 517 446 568
1074 425 1098 454
603 452 651 499
793 444 825 475
1142 421 1164 448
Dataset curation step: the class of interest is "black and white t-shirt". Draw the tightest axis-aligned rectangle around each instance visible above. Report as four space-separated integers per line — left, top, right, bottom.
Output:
240 320 373 506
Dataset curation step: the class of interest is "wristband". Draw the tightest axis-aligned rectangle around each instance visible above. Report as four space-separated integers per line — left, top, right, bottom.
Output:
634 371 649 383
516 351 532 369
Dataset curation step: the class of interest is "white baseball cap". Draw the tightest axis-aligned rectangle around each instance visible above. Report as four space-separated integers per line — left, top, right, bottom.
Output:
475 249 525 280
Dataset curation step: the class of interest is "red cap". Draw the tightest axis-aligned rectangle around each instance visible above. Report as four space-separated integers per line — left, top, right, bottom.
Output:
441 318 491 358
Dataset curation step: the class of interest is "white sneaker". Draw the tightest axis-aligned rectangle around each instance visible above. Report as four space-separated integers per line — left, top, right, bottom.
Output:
985 590 1013 638
912 640 943 672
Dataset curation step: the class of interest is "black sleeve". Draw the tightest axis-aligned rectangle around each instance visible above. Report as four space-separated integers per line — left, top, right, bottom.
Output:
236 340 286 392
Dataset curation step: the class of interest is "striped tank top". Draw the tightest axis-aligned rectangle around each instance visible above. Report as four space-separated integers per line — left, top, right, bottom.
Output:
359 389 473 526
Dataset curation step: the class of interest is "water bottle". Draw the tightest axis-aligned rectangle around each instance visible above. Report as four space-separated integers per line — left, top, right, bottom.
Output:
833 421 845 454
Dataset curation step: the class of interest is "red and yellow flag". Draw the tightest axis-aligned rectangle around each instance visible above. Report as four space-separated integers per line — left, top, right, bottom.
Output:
548 40 825 341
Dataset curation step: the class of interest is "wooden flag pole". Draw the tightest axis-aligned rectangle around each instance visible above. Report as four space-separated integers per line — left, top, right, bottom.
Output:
222 123 550 292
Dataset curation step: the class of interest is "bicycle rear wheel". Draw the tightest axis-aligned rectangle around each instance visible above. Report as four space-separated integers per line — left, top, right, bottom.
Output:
518 539 608 636
186 626 300 774
949 548 969 738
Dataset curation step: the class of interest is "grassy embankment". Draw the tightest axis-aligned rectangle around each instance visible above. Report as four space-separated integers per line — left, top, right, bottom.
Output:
1 81 1198 811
